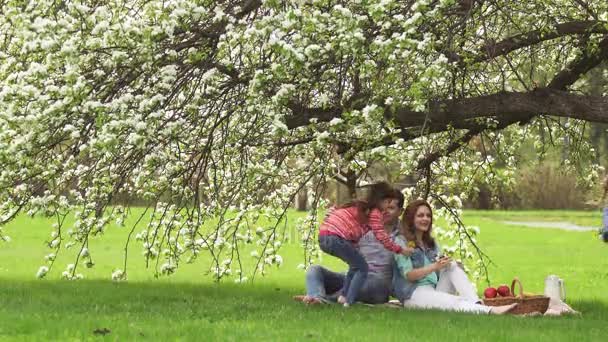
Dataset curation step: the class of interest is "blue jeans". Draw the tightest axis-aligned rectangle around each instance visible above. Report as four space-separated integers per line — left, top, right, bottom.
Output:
305 265 390 304
391 262 410 303
305 265 344 303
319 235 369 305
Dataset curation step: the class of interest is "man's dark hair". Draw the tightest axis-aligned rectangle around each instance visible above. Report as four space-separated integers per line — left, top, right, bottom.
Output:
393 188 405 209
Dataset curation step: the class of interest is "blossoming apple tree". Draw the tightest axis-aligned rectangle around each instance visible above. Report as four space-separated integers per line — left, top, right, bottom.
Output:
1 0 607 281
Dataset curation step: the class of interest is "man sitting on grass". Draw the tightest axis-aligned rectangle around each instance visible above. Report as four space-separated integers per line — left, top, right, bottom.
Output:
294 189 404 305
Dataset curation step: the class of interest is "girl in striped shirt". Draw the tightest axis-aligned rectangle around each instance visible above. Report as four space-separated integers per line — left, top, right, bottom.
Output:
318 182 414 306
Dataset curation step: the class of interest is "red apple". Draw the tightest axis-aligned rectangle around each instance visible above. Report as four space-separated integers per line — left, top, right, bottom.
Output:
497 285 511 297
483 287 497 299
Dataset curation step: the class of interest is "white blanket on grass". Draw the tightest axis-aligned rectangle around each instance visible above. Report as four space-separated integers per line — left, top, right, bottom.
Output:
380 299 580 316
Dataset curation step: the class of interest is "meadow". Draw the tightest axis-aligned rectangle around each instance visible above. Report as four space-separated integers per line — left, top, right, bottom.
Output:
1 209 607 341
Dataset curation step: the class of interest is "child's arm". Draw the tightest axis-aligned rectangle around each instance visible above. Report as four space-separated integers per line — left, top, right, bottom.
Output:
368 209 404 254
323 206 336 220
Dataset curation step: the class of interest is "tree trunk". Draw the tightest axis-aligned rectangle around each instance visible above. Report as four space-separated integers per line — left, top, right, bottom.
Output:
295 188 308 211
588 67 608 160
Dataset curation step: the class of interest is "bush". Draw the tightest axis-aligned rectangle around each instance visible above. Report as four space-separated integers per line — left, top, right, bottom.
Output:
466 163 589 209
511 164 587 209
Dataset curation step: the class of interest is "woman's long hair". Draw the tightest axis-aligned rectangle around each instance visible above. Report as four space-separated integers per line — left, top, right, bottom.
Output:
339 182 397 224
401 199 436 249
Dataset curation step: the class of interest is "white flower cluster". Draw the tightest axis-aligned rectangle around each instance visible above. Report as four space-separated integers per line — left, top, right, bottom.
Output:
61 264 84 280
111 269 126 281
36 266 49 279
0 229 9 243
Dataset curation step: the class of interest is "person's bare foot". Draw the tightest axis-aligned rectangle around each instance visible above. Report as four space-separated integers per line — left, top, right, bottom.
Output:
293 295 322 304
293 295 306 302
303 296 323 305
489 303 518 315
337 295 347 305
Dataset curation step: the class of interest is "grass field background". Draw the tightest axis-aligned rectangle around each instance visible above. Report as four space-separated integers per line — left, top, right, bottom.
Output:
1 209 607 341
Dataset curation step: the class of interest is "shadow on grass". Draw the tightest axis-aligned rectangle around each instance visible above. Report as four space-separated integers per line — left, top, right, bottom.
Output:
0 278 317 340
1 277 607 317
0 277 296 315
1 278 607 340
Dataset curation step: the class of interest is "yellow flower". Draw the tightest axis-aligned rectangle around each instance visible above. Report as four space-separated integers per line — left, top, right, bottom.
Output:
407 241 416 248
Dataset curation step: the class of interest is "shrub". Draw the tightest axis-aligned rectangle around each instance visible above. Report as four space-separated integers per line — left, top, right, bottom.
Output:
512 163 587 209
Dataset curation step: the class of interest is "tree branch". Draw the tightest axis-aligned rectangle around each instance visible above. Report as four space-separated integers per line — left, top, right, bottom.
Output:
548 36 608 90
391 89 608 128
416 129 481 171
413 35 608 169
284 90 607 141
447 20 608 63
285 102 343 129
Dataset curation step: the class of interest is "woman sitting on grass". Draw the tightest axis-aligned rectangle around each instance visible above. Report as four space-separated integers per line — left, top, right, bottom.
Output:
318 182 413 307
392 199 517 315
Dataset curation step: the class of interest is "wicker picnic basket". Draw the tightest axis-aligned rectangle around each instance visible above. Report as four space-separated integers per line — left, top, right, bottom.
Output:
483 277 550 315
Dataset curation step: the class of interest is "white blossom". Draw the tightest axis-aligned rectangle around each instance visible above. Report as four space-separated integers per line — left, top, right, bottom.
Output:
112 269 125 281
36 266 49 279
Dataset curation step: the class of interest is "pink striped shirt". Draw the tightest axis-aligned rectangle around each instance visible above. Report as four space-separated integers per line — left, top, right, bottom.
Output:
319 206 402 254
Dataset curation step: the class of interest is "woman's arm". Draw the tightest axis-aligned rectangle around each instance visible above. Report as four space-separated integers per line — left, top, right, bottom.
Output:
405 263 439 282
395 253 438 282
397 255 451 282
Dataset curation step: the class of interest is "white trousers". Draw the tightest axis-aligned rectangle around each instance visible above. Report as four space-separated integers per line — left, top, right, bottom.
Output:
403 261 492 314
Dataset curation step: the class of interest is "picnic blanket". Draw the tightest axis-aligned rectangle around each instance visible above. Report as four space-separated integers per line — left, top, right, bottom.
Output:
297 296 580 315
362 300 402 309
367 299 580 316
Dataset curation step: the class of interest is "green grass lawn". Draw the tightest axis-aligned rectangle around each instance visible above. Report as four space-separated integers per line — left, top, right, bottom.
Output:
1 210 607 341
